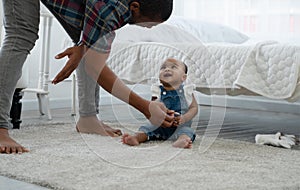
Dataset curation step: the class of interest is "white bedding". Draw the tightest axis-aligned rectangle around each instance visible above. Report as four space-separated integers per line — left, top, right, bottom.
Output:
106 21 300 101
107 41 300 101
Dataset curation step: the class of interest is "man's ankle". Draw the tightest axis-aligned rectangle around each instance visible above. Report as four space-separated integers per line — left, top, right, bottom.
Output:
0 128 9 136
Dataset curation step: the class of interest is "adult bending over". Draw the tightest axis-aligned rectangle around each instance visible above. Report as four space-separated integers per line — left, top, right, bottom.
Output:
0 0 174 154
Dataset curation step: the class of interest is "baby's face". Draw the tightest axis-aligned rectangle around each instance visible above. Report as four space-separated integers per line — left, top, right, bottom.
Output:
159 58 186 89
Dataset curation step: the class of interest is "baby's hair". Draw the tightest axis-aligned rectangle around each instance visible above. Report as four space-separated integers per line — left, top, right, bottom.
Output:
183 62 188 74
177 60 188 74
163 58 188 74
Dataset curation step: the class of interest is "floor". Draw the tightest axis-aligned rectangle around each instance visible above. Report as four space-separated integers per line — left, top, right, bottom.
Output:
1 104 300 189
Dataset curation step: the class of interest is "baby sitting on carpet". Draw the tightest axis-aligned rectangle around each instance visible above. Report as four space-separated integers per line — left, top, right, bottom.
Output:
122 58 198 148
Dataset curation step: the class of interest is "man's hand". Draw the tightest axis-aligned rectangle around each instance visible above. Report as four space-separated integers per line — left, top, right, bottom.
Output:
52 44 85 84
148 101 174 127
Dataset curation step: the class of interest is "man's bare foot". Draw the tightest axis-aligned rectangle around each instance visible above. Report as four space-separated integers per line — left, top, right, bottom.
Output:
172 135 192 149
98 120 122 136
122 133 140 146
0 128 29 154
76 116 121 137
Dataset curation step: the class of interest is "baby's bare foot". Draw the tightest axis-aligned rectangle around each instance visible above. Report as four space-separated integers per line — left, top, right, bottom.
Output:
173 136 192 149
122 133 140 146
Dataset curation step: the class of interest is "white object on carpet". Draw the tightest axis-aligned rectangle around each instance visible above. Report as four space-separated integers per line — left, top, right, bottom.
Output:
255 132 297 149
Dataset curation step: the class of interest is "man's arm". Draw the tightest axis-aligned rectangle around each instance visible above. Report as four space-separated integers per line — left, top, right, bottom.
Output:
52 46 174 127
52 44 85 84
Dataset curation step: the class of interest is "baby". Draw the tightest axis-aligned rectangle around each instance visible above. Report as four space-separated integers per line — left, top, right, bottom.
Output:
122 58 198 148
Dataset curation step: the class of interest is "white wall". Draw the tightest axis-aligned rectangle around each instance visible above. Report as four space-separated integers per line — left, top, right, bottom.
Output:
173 0 300 44
0 1 2 40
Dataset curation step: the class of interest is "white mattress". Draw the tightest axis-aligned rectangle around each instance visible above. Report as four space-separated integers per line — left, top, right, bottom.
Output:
107 41 300 101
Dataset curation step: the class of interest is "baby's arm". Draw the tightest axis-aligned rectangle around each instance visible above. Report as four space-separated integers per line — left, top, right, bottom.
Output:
175 94 198 125
151 96 175 127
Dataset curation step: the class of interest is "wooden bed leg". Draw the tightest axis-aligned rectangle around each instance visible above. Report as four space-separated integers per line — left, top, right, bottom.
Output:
10 88 24 129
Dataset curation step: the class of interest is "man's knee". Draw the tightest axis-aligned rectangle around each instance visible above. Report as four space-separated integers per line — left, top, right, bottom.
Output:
2 29 39 53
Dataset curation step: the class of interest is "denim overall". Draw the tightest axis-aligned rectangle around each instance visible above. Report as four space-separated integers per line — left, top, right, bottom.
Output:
139 85 196 141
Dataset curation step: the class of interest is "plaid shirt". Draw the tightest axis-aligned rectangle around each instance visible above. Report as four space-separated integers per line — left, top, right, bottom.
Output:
42 0 131 52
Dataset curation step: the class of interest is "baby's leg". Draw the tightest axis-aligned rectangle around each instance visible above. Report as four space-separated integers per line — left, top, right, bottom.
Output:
122 132 148 146
172 135 192 149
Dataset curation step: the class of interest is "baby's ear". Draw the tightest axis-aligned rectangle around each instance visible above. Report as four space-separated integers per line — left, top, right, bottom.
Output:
182 74 187 81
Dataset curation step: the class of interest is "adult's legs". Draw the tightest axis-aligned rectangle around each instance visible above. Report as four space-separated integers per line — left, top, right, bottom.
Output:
0 0 40 153
76 59 121 137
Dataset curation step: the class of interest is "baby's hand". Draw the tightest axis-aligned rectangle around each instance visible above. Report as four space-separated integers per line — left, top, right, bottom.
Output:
173 112 182 126
174 112 181 117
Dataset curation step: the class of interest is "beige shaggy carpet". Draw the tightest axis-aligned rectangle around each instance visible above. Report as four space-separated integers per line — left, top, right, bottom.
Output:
0 123 299 190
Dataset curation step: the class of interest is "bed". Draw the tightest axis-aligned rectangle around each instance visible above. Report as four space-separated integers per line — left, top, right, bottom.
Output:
106 17 300 102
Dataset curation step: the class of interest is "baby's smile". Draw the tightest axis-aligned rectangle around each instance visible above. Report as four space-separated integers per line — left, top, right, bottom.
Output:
163 73 172 77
